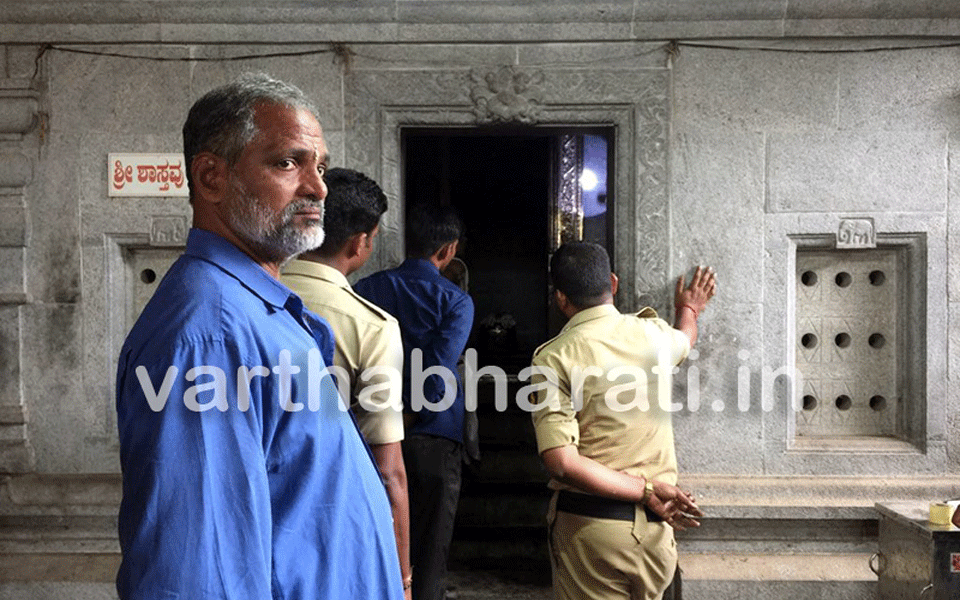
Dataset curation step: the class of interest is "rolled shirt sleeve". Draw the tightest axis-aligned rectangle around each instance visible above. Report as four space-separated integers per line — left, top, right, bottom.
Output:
354 318 405 445
529 348 579 454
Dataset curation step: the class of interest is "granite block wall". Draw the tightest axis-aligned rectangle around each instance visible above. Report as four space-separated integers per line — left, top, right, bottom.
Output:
670 43 960 477
0 36 956 482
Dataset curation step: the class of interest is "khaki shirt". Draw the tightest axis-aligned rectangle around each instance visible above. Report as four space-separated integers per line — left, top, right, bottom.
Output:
281 259 404 445
530 304 690 491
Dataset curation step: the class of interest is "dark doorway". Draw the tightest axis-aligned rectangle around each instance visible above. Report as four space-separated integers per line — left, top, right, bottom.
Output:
403 131 550 373
403 128 614 575
403 128 612 374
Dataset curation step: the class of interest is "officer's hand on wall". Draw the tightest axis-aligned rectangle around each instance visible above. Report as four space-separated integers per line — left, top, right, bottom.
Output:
674 265 717 316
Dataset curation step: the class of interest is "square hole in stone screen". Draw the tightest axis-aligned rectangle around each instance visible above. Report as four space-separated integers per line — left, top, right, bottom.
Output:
796 249 899 438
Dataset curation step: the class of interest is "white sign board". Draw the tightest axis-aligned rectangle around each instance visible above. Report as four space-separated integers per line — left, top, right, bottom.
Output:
109 153 188 197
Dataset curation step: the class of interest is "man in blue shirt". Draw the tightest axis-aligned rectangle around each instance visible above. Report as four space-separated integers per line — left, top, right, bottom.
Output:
115 73 403 600
354 205 474 600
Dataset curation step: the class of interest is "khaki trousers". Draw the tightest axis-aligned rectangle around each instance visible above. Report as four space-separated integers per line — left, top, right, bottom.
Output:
547 494 677 600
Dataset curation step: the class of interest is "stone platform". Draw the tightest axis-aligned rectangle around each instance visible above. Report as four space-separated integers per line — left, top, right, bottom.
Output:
0 559 875 600
5 473 960 600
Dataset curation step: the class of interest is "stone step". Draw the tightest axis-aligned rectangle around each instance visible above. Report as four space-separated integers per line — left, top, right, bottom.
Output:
0 554 876 600
2 473 952 600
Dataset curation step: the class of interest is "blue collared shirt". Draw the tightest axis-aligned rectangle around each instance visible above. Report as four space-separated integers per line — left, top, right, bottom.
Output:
115 228 402 600
354 258 474 443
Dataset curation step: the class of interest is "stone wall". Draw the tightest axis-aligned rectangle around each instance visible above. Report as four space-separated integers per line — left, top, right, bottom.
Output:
670 42 960 477
5 39 954 479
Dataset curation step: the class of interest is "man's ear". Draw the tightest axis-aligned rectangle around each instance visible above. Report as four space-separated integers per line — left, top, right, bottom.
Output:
610 272 619 297
347 232 366 259
555 289 571 316
437 240 458 263
191 152 228 204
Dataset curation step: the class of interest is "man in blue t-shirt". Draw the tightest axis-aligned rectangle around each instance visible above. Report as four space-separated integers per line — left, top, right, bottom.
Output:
115 74 403 600
355 205 474 600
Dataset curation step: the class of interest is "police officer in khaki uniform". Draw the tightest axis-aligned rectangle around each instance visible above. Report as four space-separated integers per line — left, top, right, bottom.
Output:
530 242 715 600
281 168 412 599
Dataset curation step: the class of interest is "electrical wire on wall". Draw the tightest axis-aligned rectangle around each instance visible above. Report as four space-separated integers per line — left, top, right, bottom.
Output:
31 43 352 80
31 35 960 81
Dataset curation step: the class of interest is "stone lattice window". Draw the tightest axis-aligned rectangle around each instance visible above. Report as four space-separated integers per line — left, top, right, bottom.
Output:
795 249 900 439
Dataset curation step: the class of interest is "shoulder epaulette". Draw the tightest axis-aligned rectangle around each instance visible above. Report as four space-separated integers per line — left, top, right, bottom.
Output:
347 288 397 323
633 306 659 319
532 331 563 358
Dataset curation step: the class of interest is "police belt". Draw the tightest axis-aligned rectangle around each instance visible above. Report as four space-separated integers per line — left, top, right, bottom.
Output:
556 490 663 522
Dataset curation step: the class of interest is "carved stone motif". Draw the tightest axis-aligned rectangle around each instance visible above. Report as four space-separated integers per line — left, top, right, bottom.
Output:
837 218 876 249
554 133 583 250
469 66 544 124
0 152 33 188
633 74 670 305
150 215 188 247
0 96 38 136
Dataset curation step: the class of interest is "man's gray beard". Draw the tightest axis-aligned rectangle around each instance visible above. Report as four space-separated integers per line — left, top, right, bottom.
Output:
226 185 325 265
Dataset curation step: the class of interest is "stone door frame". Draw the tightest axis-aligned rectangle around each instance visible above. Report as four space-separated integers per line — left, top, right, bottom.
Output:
343 64 671 313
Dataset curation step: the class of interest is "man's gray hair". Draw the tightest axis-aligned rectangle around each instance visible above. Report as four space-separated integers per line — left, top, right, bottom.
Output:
182 73 319 197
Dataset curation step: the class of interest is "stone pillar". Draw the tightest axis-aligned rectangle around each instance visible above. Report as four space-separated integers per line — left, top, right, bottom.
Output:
0 45 40 473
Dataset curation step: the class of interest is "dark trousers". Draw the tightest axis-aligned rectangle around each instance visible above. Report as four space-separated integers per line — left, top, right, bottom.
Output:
403 435 463 600
663 564 682 600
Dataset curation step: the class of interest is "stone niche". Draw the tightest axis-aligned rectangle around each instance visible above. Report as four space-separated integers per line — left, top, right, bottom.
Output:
765 212 949 475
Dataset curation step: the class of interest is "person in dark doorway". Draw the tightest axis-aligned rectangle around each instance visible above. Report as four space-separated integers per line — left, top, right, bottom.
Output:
281 167 413 598
355 205 475 600
115 74 404 600
530 241 715 600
